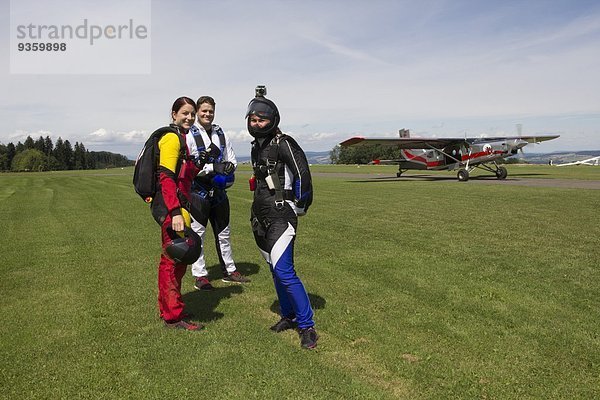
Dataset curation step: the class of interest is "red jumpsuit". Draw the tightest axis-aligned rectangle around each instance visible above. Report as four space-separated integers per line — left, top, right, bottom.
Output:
155 130 199 323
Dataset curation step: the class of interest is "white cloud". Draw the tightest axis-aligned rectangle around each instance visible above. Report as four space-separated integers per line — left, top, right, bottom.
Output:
7 130 53 142
225 129 253 142
87 128 148 143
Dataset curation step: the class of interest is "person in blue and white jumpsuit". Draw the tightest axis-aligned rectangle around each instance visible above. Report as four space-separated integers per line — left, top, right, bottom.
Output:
246 92 318 349
186 96 250 291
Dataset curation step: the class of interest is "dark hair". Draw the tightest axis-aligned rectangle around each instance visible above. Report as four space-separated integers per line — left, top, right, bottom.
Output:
196 96 215 108
171 97 196 114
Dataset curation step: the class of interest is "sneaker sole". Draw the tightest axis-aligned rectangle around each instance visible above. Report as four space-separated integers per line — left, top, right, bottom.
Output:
164 322 204 331
194 285 214 291
302 343 317 349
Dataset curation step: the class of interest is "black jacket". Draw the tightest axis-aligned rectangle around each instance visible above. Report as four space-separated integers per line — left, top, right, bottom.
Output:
251 131 313 217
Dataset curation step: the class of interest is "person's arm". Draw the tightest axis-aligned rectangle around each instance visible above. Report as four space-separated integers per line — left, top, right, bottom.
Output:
158 132 184 228
186 130 199 160
280 136 313 214
222 129 238 169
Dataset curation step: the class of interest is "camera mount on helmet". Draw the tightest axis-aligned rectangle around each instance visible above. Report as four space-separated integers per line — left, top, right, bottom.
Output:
246 85 280 138
255 85 267 98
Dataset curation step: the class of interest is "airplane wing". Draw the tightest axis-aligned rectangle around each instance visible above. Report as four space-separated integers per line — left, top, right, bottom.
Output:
554 161 579 166
467 135 560 144
554 155 600 166
340 135 560 148
340 137 467 149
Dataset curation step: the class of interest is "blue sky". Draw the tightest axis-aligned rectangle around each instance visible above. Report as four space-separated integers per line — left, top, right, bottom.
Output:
2 0 600 158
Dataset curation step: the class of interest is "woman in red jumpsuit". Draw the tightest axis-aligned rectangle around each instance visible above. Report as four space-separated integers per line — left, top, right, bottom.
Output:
151 97 203 331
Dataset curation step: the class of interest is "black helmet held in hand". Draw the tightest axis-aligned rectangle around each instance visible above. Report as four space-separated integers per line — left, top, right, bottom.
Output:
164 227 202 264
246 97 280 138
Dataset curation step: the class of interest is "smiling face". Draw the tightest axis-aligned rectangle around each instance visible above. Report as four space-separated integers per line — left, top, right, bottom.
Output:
171 104 196 130
197 102 215 130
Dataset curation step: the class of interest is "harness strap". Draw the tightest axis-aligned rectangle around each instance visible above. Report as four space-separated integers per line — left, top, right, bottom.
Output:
192 125 225 163
156 125 188 188
191 125 227 189
266 133 285 207
216 128 225 162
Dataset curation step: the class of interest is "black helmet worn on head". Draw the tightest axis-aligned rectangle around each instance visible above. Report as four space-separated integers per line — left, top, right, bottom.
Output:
164 227 201 264
246 97 280 138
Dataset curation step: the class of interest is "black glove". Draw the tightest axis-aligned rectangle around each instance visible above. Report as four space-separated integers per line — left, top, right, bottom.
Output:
195 150 209 168
214 161 235 175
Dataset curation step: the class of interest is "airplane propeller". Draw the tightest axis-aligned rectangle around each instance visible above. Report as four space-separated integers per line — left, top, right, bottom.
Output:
505 139 528 155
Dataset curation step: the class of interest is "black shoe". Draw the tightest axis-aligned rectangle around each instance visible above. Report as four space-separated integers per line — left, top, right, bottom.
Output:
222 271 250 283
299 327 318 349
194 277 214 291
270 317 296 333
164 320 203 331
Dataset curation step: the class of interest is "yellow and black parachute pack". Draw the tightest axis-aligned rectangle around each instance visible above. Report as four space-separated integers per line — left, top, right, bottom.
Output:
132 125 185 203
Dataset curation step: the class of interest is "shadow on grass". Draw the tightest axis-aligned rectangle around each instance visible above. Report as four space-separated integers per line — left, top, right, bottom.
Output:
202 261 261 281
182 286 243 323
347 172 551 183
182 262 261 323
269 293 327 315
233 262 261 278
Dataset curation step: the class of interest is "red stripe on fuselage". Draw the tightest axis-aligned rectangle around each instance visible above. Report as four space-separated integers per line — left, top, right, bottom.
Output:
402 149 427 164
402 150 443 167
462 150 507 161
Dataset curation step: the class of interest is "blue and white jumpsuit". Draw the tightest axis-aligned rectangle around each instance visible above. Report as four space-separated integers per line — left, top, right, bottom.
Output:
250 131 315 329
186 123 238 278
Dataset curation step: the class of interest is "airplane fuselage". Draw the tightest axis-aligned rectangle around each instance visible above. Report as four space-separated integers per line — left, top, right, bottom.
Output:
399 141 519 171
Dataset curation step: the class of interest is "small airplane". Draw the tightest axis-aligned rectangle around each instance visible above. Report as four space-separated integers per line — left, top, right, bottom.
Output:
340 129 559 181
550 156 599 166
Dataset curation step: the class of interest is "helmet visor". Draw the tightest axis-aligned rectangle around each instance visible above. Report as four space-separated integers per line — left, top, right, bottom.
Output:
246 100 276 120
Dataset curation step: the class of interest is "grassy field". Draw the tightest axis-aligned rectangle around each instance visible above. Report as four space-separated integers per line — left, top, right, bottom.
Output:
306 162 600 180
1 165 599 399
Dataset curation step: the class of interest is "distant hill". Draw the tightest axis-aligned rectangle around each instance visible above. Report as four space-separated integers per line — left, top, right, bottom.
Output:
305 151 332 164
521 151 600 164
237 151 332 165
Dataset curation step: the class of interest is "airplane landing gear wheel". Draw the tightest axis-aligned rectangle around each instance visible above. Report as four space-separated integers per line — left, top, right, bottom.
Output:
396 171 403 177
496 166 508 180
457 169 469 182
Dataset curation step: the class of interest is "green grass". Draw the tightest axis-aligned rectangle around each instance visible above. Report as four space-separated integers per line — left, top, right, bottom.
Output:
1 165 599 399
306 162 600 180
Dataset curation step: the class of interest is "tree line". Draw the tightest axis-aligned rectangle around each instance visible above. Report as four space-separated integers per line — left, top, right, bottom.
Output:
329 144 404 164
0 135 133 172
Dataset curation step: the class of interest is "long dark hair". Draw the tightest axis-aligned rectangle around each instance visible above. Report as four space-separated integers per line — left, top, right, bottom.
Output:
171 96 196 115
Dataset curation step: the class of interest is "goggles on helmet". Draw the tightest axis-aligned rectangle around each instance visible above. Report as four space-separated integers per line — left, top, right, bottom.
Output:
246 99 276 120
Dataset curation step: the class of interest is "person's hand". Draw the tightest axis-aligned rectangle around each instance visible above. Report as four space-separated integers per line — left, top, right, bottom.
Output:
223 162 235 175
292 204 306 216
214 162 235 175
194 151 209 168
171 214 185 232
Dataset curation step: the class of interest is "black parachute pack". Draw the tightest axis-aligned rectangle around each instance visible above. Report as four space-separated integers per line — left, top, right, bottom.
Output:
133 125 186 203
